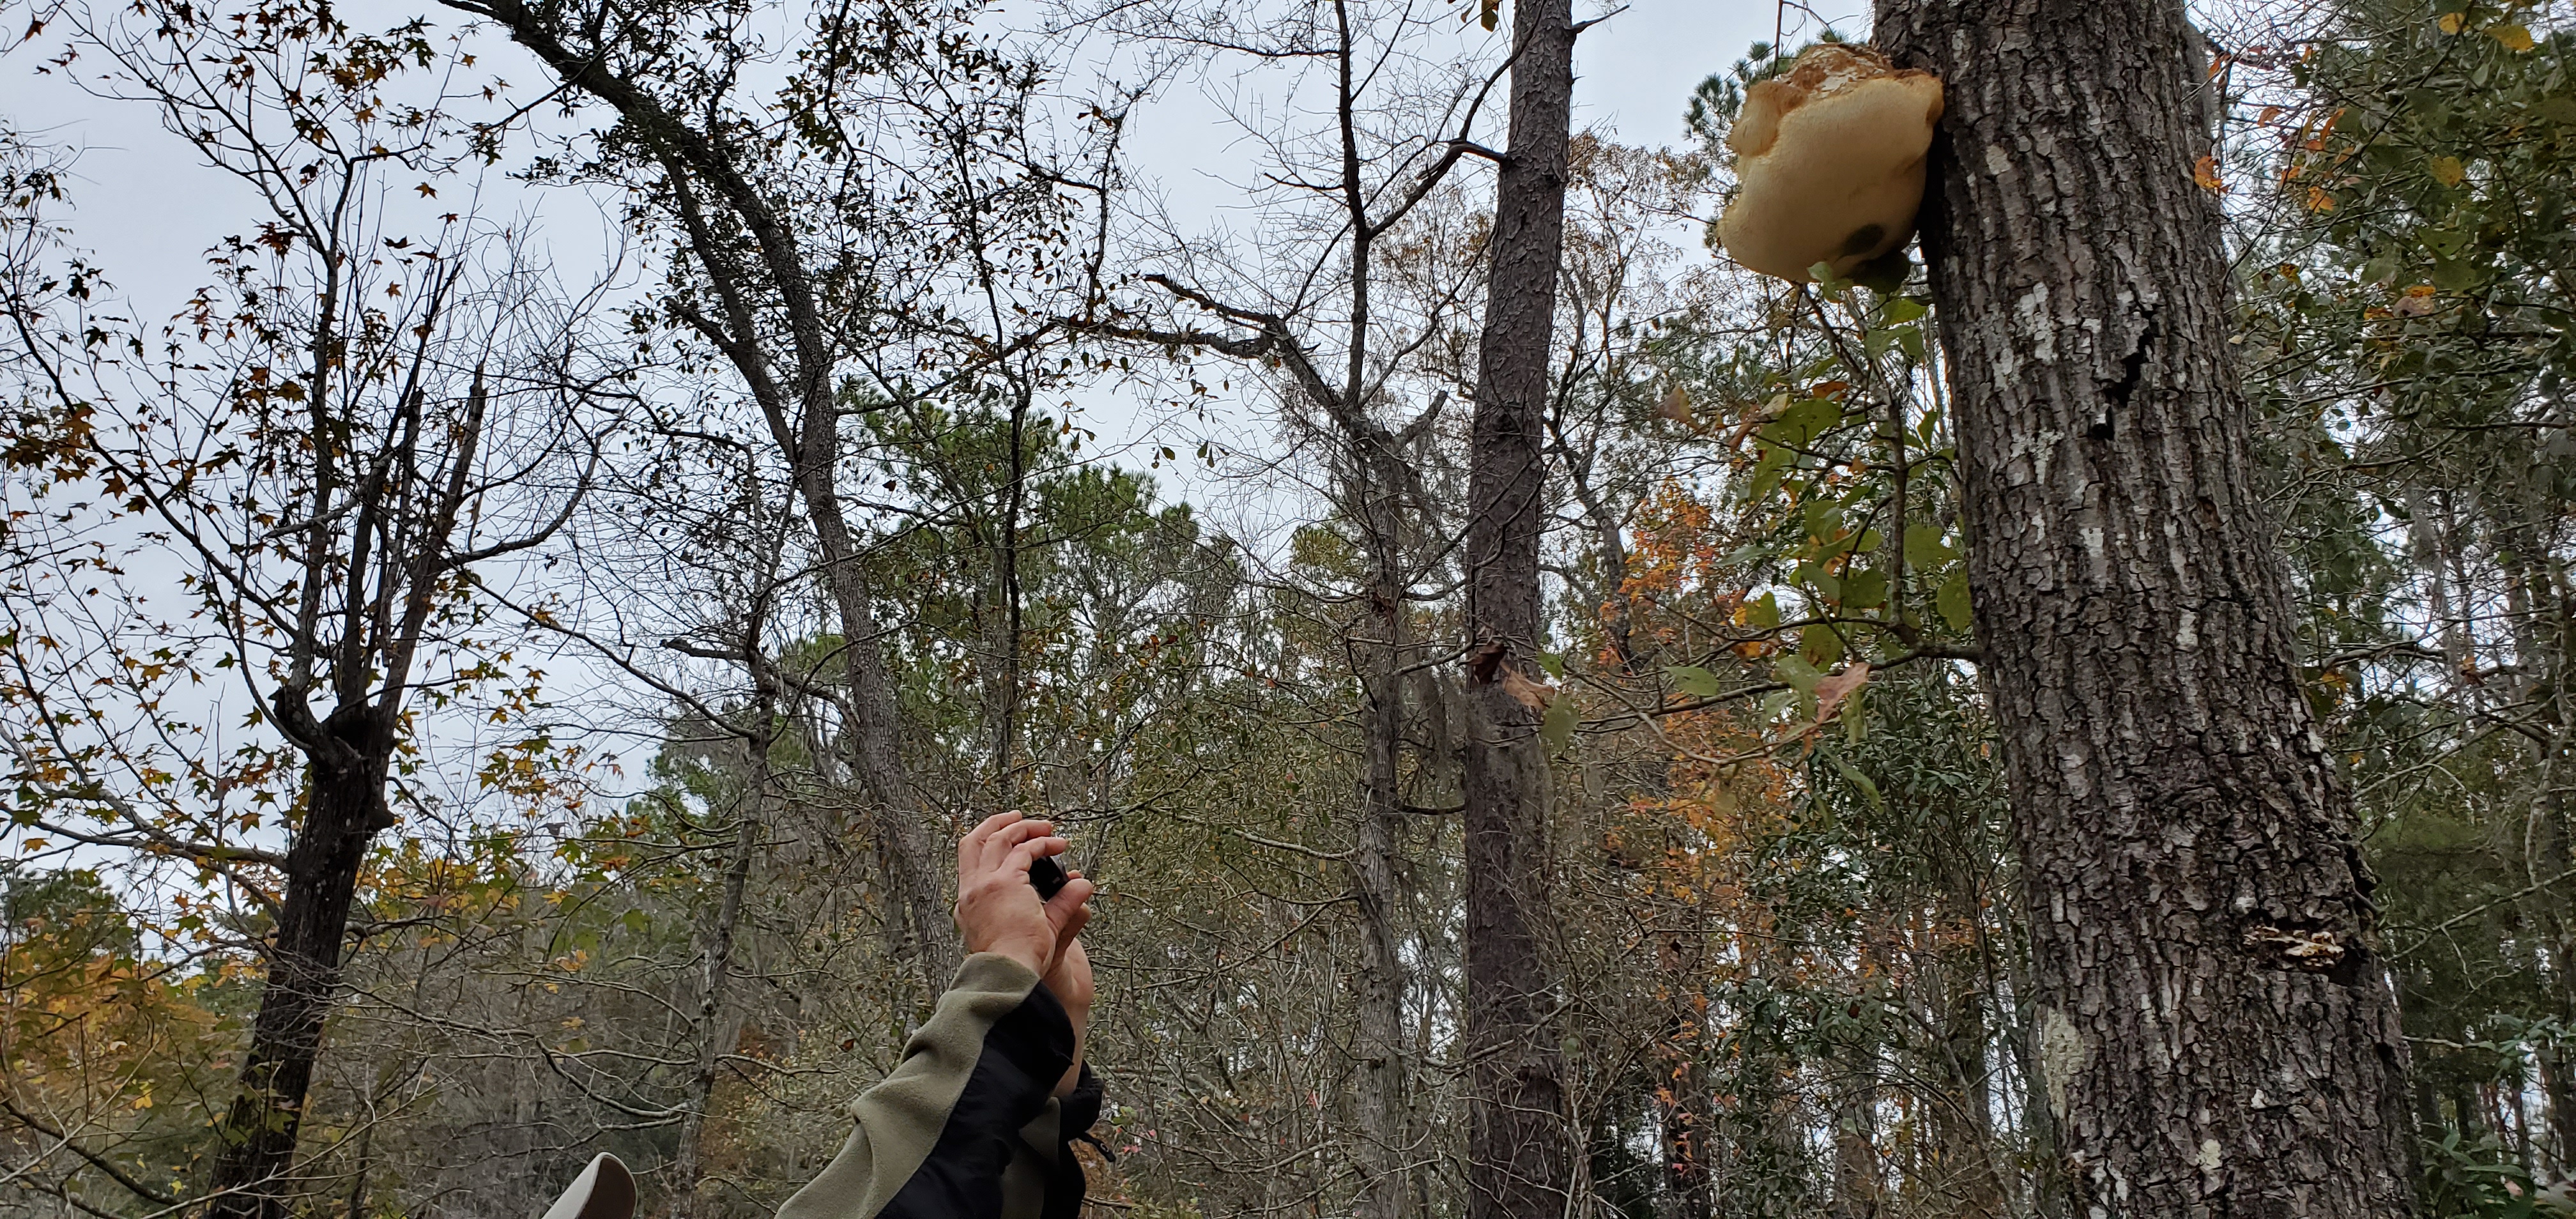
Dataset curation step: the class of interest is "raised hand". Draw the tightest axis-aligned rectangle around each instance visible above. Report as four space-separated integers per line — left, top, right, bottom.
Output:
953 811 1094 977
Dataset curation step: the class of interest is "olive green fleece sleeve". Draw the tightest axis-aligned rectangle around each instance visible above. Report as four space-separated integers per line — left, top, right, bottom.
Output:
774 953 1050 1219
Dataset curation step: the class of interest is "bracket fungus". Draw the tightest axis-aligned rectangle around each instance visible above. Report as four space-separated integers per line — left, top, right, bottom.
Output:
1715 44 1945 283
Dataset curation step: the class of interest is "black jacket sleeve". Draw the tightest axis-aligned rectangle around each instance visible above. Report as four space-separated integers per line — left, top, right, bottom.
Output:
772 954 1081 1219
1040 1064 1105 1219
877 983 1078 1219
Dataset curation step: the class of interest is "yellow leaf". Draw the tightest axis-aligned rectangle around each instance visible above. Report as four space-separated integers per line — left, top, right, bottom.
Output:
2438 11 2466 33
2193 154 2225 191
133 1092 153 1110
2306 185 2337 212
2487 22 2534 50
2430 155 2466 186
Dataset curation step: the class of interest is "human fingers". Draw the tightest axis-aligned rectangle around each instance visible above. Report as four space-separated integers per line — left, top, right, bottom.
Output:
977 815 1054 872
1045 875 1095 951
998 833 1068 884
960 810 1023 872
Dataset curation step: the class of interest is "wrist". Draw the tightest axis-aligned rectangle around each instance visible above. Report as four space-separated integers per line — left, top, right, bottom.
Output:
990 943 1049 978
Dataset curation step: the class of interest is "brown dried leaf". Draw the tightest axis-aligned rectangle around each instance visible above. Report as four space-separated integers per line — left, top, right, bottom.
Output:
1657 385 1693 425
1499 666 1558 710
1811 661 1871 726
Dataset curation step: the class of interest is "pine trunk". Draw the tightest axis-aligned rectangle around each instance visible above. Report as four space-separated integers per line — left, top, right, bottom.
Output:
1461 0 1576 1215
1869 1 2420 1214
205 704 397 1219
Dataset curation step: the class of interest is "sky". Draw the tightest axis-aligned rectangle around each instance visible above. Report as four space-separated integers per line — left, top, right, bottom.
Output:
0 0 1812 389
0 0 1836 839
0 0 1834 535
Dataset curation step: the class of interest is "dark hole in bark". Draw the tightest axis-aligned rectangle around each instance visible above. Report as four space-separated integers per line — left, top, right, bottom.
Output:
2096 312 2159 441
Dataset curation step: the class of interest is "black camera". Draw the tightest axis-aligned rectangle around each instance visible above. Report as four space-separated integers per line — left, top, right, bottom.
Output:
1027 854 1070 900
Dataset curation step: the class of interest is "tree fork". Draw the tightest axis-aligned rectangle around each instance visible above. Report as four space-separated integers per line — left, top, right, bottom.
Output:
204 704 397 1219
1869 1 2419 1214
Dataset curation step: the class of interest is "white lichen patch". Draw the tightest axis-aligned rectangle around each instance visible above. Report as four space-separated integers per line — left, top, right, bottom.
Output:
1715 44 1945 282
2038 1006 2087 1120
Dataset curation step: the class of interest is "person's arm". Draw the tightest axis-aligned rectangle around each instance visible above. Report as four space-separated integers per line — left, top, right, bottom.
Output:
774 813 1096 1219
776 953 1077 1219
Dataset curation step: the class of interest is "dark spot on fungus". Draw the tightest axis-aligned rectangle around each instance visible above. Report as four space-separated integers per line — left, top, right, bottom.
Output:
1839 223 1888 257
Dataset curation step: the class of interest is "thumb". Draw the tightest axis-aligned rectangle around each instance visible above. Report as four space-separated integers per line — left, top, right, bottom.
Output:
1045 875 1094 958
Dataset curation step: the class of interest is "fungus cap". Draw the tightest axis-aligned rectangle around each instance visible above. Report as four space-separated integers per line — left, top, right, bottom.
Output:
1715 45 1945 282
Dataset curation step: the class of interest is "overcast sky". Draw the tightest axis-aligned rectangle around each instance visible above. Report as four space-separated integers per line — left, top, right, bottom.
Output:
0 0 1858 847
1 0 1821 364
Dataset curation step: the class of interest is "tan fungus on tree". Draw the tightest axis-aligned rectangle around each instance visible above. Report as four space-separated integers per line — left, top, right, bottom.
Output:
1716 44 1944 282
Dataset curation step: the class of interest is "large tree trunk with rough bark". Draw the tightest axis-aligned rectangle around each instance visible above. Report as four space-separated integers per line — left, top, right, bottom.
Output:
1868 2 2419 1215
1460 0 1577 1216
204 705 397 1219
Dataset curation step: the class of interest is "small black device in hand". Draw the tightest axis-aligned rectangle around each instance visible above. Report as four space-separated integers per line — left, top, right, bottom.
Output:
1027 854 1070 900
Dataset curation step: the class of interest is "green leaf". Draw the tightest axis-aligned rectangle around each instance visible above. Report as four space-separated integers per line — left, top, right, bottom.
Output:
1881 296 1929 325
1747 592 1781 629
1539 698 1577 756
2432 254 2481 291
1773 654 1823 694
1537 652 1565 678
1747 443 1791 503
1839 566 1888 611
1800 625 1846 668
1766 395 1844 448
1852 246 1912 293
1666 665 1723 698
1937 571 1974 632
1803 498 1844 541
1834 759 1882 809
1904 523 1954 567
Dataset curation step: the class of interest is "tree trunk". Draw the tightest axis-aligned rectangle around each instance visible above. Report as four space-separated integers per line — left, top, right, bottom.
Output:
790 371 959 989
668 752 765 1219
457 0 960 986
1461 0 1577 1216
206 704 397 1219
1652 935 1712 1219
1352 459 1414 1219
1869 2 2420 1215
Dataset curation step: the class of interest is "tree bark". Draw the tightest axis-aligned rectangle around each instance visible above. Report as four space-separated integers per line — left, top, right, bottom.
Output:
668 722 767 1219
1461 0 1577 1216
1351 448 1415 1219
205 705 397 1219
1869 2 2419 1215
